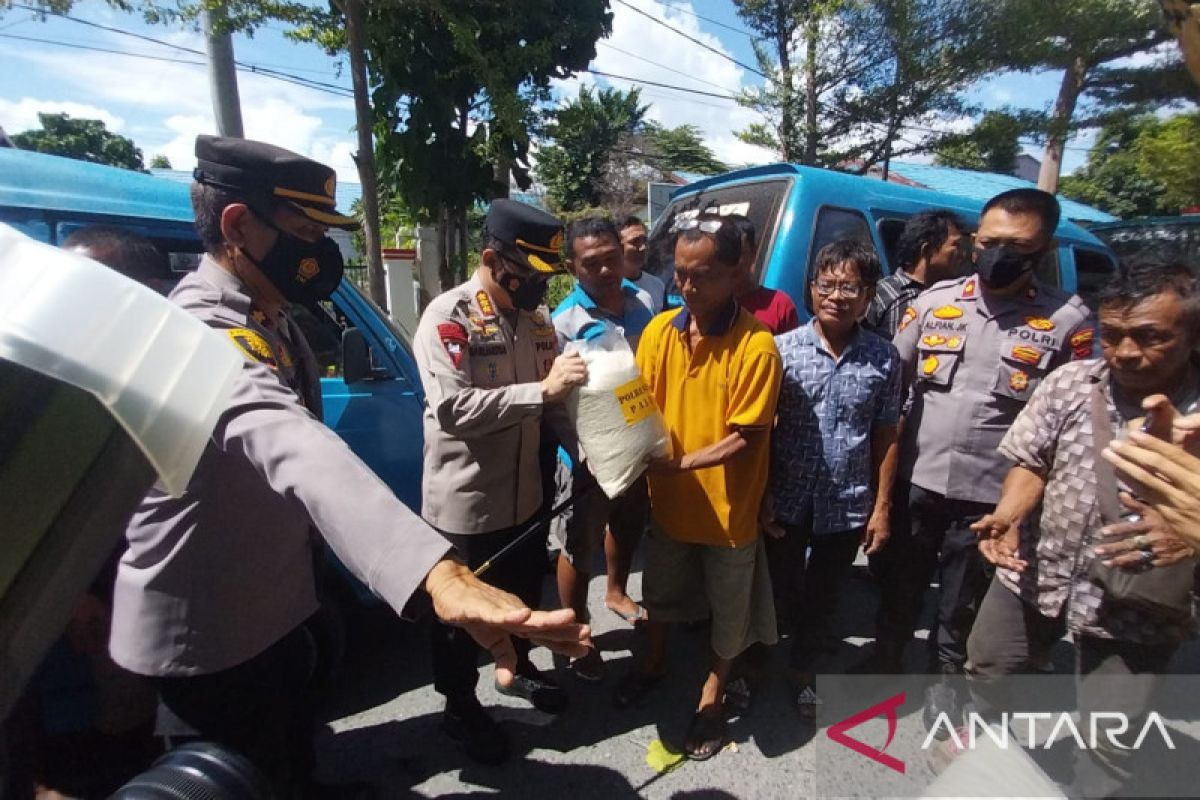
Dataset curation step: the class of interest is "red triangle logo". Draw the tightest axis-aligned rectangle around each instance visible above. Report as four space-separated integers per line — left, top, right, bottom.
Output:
826 691 907 774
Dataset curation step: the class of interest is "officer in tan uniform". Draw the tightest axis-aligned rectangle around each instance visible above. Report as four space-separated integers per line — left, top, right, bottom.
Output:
883 188 1093 730
414 199 587 765
111 137 588 796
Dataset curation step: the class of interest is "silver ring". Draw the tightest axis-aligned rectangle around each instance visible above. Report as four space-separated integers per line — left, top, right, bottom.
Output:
1140 549 1155 564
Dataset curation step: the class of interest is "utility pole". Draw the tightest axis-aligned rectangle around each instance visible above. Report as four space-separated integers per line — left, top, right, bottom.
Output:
203 3 244 138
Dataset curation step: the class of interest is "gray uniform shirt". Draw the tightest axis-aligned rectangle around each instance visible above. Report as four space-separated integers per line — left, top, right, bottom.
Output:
892 274 1093 504
110 257 449 677
414 272 564 535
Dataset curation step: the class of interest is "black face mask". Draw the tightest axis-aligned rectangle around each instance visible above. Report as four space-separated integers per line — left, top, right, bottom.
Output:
974 244 1041 290
497 264 549 312
242 214 345 304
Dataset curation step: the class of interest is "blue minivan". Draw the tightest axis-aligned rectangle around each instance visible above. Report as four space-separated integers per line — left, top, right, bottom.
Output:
0 147 427 517
647 163 1119 313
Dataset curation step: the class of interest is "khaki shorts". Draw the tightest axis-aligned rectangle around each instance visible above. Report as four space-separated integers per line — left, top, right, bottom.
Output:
643 525 778 660
551 461 648 569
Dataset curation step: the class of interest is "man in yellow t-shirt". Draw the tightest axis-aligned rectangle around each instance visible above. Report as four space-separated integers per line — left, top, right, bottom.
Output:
614 214 782 761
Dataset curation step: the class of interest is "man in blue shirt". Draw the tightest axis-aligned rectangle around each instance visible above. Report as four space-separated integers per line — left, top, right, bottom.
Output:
552 217 656 680
765 239 903 717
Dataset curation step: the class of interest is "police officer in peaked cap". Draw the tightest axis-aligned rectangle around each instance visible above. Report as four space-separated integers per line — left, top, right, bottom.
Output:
413 198 589 765
108 137 589 796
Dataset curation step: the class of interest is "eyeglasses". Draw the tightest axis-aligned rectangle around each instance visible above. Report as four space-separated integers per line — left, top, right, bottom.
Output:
672 217 725 234
812 280 865 299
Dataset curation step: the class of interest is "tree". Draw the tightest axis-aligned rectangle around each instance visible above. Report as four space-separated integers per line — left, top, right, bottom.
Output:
12 113 144 170
734 0 1006 172
1134 112 1200 211
645 123 728 176
933 111 1028 173
1060 114 1171 217
535 86 649 213
995 0 1193 193
149 153 172 169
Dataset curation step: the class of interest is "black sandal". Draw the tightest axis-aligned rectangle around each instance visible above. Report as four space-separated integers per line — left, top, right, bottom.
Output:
684 707 726 760
613 669 663 709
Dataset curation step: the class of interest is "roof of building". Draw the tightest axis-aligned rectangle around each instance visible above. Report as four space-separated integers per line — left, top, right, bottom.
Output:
881 161 1116 224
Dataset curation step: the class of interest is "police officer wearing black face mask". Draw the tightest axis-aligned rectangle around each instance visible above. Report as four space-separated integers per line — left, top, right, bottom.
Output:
413 199 588 766
109 137 590 797
878 189 1094 734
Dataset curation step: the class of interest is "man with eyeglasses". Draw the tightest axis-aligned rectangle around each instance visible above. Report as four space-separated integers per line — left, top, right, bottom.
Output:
614 214 781 761
763 239 903 719
413 199 589 765
885 189 1093 734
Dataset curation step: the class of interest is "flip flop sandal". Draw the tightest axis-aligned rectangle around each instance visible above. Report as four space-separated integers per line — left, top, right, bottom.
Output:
684 707 727 761
607 604 648 627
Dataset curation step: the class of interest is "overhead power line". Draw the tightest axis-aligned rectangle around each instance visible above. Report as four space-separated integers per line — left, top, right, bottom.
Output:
659 1 758 40
611 0 766 79
585 68 739 101
598 41 741 95
2 32 354 97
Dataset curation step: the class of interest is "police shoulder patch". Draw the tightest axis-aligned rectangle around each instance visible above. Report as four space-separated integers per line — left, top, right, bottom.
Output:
228 328 278 368
1070 327 1095 360
438 321 469 369
898 306 918 332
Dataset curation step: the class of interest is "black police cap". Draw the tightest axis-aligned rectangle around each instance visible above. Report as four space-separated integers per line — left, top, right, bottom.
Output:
485 198 565 274
193 135 358 230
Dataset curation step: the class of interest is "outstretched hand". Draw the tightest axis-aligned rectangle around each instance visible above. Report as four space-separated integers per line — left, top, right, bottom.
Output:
972 513 1027 572
424 558 591 687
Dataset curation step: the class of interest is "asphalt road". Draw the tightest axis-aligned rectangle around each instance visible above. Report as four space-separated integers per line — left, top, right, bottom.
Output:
312 553 1200 799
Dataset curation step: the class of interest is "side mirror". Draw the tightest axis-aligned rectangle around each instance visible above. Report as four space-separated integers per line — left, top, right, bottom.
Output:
341 327 370 384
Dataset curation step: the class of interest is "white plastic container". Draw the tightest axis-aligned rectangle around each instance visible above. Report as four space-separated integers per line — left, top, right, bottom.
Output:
0 224 241 496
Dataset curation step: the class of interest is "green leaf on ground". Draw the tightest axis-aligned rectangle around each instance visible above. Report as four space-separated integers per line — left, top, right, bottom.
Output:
646 739 686 773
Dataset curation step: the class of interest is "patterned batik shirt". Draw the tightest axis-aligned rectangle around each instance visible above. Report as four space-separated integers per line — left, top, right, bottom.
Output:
864 269 924 339
771 321 903 534
997 358 1198 644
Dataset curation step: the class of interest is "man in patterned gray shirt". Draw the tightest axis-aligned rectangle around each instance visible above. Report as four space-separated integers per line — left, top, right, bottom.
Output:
964 263 1200 796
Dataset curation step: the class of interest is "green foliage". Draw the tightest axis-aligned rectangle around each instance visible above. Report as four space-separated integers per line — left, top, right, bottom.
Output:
367 1 611 224
1057 113 1195 217
11 113 144 170
934 111 1028 173
536 86 649 213
644 123 728 176
546 273 575 310
149 153 172 169
734 0 1006 170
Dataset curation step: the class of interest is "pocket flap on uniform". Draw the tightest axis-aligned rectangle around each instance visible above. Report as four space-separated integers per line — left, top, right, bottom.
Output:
915 351 958 385
992 360 1040 401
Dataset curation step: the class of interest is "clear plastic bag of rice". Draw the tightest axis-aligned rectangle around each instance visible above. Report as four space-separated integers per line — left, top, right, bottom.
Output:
566 323 670 498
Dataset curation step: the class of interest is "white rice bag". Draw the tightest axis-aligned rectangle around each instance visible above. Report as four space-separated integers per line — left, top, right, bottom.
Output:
567 324 670 498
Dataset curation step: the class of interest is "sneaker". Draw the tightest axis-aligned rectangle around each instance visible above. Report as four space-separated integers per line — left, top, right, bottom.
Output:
496 668 568 714
793 673 821 721
723 676 753 715
927 726 970 775
569 649 604 682
922 665 964 739
442 697 509 766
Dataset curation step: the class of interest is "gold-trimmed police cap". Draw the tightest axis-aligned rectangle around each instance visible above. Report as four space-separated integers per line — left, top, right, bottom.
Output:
485 198 565 274
193 135 359 231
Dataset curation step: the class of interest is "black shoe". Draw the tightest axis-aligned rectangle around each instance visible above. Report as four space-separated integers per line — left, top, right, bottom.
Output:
792 672 820 722
922 664 964 739
443 697 510 765
496 669 568 714
849 641 904 674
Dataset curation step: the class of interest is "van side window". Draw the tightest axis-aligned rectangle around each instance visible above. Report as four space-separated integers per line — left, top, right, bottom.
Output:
289 302 350 379
1034 249 1060 289
808 207 877 284
876 217 908 275
1073 247 1118 312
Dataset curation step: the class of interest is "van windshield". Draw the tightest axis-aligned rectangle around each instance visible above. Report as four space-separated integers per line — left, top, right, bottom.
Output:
645 178 792 298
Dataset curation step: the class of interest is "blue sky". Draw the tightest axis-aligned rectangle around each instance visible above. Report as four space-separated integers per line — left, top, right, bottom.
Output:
0 0 1095 184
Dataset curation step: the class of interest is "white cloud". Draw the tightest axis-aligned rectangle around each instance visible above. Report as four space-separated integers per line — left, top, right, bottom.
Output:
7 32 359 181
553 0 776 168
0 97 125 134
